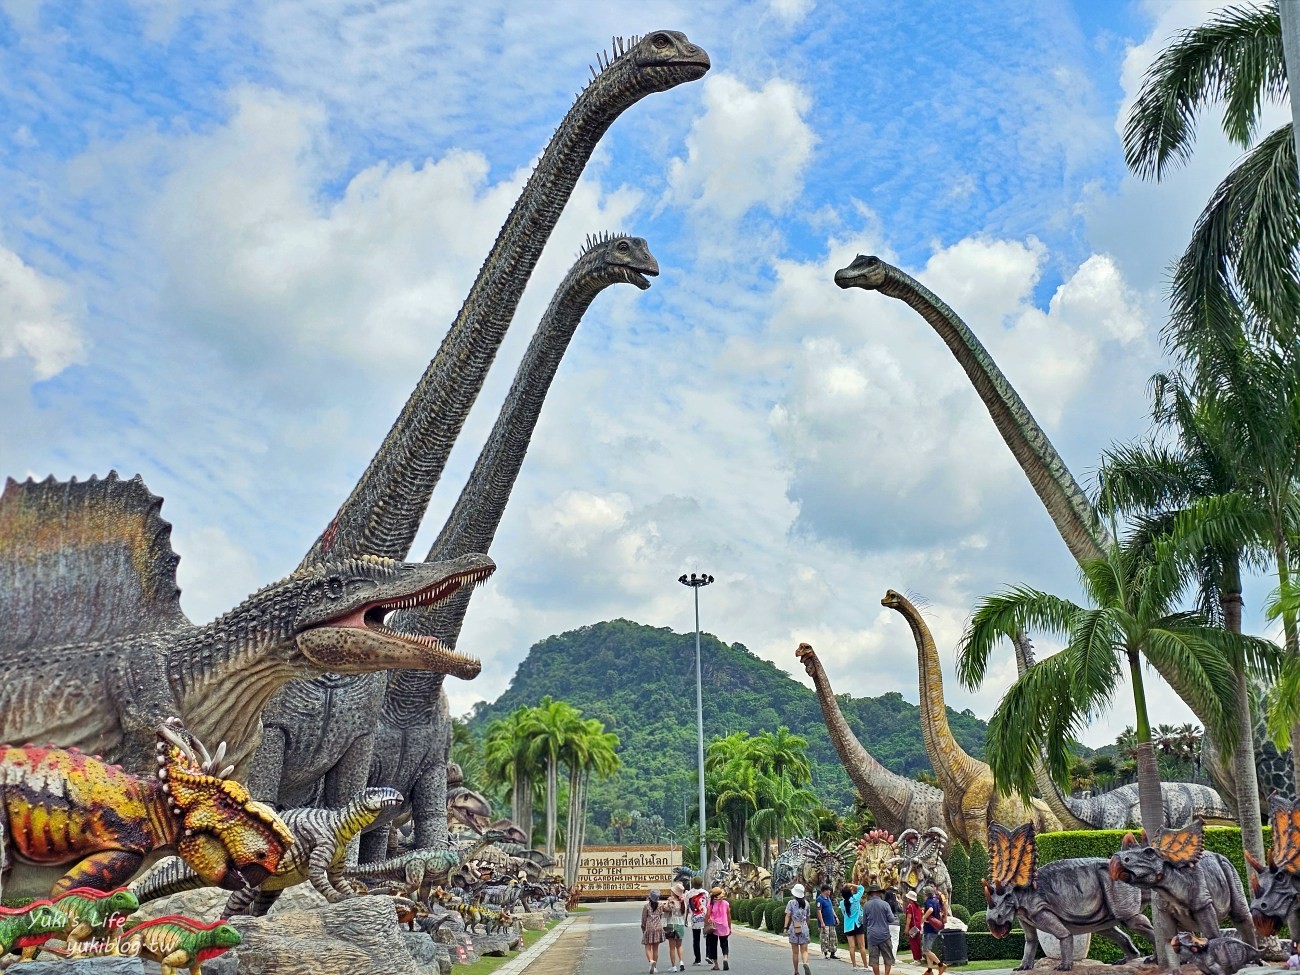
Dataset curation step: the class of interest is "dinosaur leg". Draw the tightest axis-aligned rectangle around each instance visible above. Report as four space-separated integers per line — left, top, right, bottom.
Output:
245 726 288 807
309 846 349 903
54 851 144 893
1224 878 1257 946
411 768 444 851
157 948 188 975
1093 925 1142 964
222 886 259 919
250 889 282 916
1016 921 1043 971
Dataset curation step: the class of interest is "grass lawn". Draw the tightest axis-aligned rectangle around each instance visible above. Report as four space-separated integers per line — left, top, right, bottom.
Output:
449 919 560 975
947 961 1016 971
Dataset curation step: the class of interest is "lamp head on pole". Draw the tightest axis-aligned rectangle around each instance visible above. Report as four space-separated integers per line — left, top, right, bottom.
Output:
678 572 714 588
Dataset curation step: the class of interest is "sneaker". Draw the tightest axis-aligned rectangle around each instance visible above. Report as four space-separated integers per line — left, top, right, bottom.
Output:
804 965 812 975
938 965 947 975
650 966 657 974
724 964 729 971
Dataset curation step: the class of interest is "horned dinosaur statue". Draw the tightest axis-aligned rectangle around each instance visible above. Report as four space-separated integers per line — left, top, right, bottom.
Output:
982 822 1154 972
1170 931 1264 975
852 829 902 890
131 786 406 918
834 253 1292 806
1245 793 1300 940
250 31 709 818
1012 634 1235 830
772 836 856 893
892 827 953 904
883 589 1060 845
1107 819 1256 954
0 718 292 901
362 234 661 861
0 473 494 780
795 641 947 836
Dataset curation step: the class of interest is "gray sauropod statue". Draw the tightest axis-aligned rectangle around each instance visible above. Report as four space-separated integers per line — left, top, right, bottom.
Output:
0 472 493 777
1245 794 1300 941
1169 932 1264 975
363 234 660 861
981 823 1154 971
1108 820 1256 949
249 31 708 819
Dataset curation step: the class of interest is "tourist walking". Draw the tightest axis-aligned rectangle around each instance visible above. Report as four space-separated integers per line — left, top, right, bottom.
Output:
920 886 946 975
686 876 711 966
784 883 813 975
903 889 925 962
883 887 902 960
706 886 731 970
815 883 838 959
665 882 688 972
840 882 867 970
862 884 897 975
642 889 666 974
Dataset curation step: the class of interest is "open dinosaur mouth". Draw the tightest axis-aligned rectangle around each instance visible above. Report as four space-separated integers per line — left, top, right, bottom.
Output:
625 265 659 291
1250 910 1279 937
300 562 494 678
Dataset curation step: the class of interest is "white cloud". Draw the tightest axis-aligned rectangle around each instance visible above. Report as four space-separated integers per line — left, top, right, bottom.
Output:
0 246 84 379
666 73 816 223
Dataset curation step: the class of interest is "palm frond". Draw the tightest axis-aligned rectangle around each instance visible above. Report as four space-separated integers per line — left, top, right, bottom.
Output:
984 650 1083 799
1265 654 1300 747
1096 441 1200 515
1124 2 1284 179
1140 624 1240 748
957 587 1083 690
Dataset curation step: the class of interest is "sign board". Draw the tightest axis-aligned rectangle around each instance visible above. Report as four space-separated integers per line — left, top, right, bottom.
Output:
554 845 683 899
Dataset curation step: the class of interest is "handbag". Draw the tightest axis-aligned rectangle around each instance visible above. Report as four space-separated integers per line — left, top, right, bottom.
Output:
908 926 922 939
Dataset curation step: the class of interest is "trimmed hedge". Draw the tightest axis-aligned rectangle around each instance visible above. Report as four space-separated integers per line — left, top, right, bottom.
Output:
964 931 1025 961
765 900 787 933
1035 826 1271 890
967 910 987 932
949 903 970 923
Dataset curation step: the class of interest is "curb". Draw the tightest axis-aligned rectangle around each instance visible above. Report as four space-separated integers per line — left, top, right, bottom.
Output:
493 915 580 975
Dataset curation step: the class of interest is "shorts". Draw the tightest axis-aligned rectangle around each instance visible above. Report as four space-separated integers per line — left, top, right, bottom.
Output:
844 925 863 939
870 941 896 965
922 930 940 951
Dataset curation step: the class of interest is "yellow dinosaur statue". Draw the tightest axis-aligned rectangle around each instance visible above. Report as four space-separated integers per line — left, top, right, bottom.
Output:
881 589 1060 847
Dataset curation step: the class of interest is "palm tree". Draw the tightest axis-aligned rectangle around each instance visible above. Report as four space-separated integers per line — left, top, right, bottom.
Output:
712 760 761 861
752 726 813 786
529 696 586 857
958 542 1275 966
751 772 820 859
484 705 541 841
1123 0 1298 348
562 717 620 886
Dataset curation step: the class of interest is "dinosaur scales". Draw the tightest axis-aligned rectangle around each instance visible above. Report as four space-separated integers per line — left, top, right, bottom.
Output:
116 915 241 975
365 234 660 860
131 786 405 918
0 473 494 780
982 822 1154 972
0 719 292 901
1245 793 1300 939
251 31 708 816
883 589 1060 845
795 642 946 837
834 253 1290 809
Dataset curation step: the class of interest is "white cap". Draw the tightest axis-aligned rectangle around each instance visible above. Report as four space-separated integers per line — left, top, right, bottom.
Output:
791 883 806 898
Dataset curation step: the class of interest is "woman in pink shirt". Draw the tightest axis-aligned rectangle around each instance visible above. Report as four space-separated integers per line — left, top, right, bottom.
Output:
706 886 732 971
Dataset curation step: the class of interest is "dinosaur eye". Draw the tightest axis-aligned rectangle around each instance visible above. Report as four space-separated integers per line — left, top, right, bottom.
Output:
324 576 345 599
652 33 670 48
617 241 629 252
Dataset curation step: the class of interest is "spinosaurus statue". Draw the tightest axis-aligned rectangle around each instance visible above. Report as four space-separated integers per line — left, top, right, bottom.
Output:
0 473 493 779
1012 634 1235 830
1245 793 1300 940
833 254 1290 808
0 719 292 900
363 234 661 860
882 589 1059 845
795 642 947 838
249 31 708 819
982 822 1154 972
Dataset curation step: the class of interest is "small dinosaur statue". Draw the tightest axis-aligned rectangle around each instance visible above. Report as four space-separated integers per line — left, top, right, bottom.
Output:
345 847 463 904
1170 931 1264 975
0 719 291 901
255 30 709 819
365 233 660 860
1245 793 1300 940
115 915 241 975
131 786 405 918
0 472 495 779
982 822 1153 971
0 900 69 961
1108 820 1256 951
882 589 1061 845
0 887 140 961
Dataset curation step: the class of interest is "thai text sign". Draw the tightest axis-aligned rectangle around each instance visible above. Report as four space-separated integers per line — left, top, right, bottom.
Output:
555 845 682 899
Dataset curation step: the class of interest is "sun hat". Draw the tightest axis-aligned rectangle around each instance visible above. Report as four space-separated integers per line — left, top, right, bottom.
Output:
866 883 882 893
791 883 806 898
711 886 724 897
672 882 685 896
906 890 918 901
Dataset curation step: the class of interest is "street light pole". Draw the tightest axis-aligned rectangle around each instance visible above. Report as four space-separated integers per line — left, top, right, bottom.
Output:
678 571 714 877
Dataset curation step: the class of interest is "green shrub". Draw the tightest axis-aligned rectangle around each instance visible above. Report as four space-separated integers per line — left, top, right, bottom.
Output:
733 900 750 925
967 910 987 932
964 931 1026 961
965 842 988 903
945 845 971 908
949 903 970 923
765 900 787 933
1086 930 1152 964
1035 826 1270 890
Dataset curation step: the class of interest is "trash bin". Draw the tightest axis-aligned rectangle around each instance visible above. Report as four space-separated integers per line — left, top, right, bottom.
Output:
940 928 968 966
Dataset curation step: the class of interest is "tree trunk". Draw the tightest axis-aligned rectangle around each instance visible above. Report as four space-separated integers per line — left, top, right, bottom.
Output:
512 772 531 840
565 764 582 887
1130 650 1175 969
545 756 559 857
1222 585 1266 865
1269 534 1300 794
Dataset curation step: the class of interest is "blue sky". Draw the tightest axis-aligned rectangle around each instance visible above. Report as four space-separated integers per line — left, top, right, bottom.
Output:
1 0 1286 744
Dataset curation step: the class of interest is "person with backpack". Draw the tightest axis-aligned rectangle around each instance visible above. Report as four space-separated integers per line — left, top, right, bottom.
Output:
686 876 711 966
664 882 688 972
920 886 947 975
784 883 813 975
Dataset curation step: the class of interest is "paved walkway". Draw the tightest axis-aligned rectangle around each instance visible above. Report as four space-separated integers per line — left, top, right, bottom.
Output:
500 902 1016 975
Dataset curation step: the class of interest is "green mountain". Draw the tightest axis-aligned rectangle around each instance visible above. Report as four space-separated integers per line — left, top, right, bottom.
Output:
466 619 990 839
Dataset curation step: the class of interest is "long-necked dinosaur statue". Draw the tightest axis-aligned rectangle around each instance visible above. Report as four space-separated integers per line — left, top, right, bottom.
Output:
881 589 1059 845
1011 633 1234 829
0 473 493 778
833 254 1291 805
249 32 709 814
364 234 660 860
795 642 947 838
